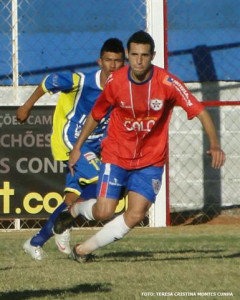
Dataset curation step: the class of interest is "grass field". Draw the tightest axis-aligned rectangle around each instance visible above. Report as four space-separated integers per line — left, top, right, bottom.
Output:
0 225 239 300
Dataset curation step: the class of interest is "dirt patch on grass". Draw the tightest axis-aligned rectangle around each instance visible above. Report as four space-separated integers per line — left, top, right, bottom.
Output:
206 214 240 225
172 207 240 226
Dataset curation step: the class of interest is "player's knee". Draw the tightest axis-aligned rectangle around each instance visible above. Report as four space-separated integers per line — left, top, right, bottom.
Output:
125 210 145 227
93 198 117 221
93 209 114 221
64 192 79 206
93 204 115 221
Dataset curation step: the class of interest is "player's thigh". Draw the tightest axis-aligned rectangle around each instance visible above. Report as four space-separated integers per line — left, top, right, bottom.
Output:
124 166 164 227
97 163 127 199
74 145 100 185
127 166 164 203
64 192 79 206
65 146 100 196
127 191 152 213
95 163 127 219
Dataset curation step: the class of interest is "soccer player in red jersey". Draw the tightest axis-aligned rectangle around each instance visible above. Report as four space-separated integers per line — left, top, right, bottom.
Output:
54 31 225 262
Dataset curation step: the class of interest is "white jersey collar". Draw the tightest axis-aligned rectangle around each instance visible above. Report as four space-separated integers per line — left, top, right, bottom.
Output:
95 69 102 90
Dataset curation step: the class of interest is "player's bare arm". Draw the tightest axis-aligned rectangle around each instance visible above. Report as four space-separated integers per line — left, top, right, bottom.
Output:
16 84 45 122
69 112 100 176
197 109 226 169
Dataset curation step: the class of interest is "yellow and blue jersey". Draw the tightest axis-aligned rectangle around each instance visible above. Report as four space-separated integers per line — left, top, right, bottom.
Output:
42 70 108 161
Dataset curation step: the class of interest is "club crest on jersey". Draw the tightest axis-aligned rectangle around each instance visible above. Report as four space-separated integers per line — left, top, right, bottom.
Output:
150 99 163 111
152 179 161 195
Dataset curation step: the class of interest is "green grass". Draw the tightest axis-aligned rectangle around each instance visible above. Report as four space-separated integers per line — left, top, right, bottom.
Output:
0 225 239 300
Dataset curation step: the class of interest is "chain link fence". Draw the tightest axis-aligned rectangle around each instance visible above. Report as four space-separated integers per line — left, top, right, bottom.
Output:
167 0 240 224
0 0 146 105
0 0 240 228
169 105 240 225
0 0 149 229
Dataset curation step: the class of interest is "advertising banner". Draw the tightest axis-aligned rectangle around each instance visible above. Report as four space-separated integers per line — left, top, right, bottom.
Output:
0 106 65 218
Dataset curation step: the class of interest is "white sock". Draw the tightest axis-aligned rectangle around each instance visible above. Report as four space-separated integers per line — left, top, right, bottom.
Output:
76 214 130 254
71 198 96 220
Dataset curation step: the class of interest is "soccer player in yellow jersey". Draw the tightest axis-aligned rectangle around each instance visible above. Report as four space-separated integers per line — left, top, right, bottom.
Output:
16 38 125 260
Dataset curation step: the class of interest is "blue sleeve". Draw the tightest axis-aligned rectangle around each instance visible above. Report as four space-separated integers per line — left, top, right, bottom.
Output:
43 72 74 94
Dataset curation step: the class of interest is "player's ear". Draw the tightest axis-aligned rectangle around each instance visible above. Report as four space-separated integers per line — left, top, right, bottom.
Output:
97 58 102 68
152 51 156 61
125 49 129 59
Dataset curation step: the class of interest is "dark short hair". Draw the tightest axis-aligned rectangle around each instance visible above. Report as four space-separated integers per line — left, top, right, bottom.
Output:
100 38 125 59
127 30 155 54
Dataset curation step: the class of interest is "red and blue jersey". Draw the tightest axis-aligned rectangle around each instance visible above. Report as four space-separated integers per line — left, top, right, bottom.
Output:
91 65 204 169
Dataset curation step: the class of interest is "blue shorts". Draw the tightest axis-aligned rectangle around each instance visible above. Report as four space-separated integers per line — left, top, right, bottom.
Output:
64 144 101 197
97 163 164 203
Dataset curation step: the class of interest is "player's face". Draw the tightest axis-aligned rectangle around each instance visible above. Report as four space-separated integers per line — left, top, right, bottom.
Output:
98 52 124 78
127 42 155 82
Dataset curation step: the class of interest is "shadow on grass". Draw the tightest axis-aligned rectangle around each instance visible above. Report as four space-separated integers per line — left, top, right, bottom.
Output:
0 282 112 300
101 249 240 262
0 267 12 271
225 252 240 259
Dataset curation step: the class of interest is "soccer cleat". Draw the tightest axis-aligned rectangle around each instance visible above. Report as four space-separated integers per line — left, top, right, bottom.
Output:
70 244 95 263
54 229 71 255
23 239 45 261
53 209 75 234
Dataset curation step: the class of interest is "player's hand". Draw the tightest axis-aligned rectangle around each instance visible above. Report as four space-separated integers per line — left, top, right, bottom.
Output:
16 105 30 123
69 147 81 176
206 147 226 169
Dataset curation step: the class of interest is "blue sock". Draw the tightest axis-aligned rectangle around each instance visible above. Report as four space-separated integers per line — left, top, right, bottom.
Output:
30 202 68 247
